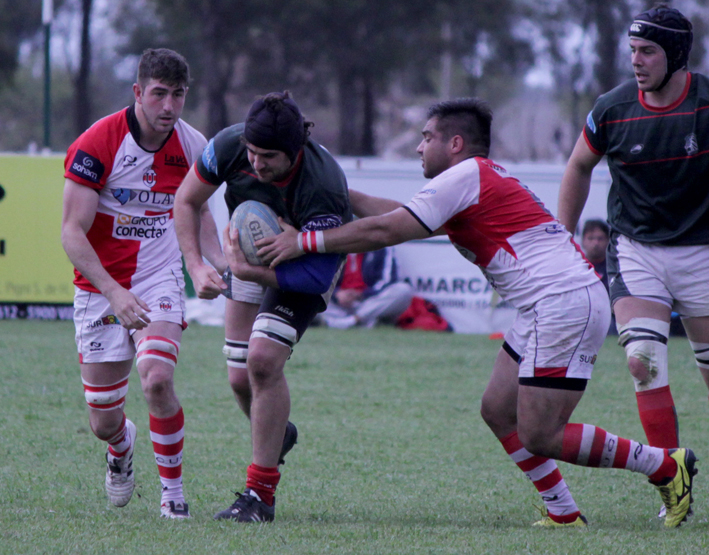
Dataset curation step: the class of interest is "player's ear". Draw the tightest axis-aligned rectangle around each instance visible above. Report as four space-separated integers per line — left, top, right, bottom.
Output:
450 135 465 155
133 83 143 103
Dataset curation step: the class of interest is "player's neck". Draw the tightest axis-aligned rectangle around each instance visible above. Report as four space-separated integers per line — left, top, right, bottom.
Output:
642 71 689 108
134 103 170 151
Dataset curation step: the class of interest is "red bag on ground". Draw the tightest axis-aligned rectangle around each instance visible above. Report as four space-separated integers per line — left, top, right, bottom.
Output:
396 296 453 332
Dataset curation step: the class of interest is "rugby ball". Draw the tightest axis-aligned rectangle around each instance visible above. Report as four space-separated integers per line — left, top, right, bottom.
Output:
229 200 282 266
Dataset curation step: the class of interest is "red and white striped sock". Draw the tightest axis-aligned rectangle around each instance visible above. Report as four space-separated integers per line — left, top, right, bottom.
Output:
560 423 675 481
106 413 130 459
501 432 581 523
150 408 185 504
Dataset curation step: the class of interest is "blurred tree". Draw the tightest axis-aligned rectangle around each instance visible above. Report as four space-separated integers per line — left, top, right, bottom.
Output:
75 0 93 135
0 1 64 90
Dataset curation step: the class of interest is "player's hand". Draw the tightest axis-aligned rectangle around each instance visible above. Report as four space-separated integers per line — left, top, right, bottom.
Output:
189 262 226 299
105 287 152 330
256 219 302 268
222 225 252 279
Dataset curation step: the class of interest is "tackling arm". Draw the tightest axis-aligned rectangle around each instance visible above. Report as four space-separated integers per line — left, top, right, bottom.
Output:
257 207 430 267
349 189 404 218
557 133 603 233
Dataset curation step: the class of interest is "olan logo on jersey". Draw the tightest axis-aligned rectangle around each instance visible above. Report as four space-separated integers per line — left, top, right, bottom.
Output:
69 149 105 184
112 188 138 205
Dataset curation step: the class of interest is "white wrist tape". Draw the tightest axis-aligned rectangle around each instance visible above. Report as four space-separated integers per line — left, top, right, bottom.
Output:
298 230 326 253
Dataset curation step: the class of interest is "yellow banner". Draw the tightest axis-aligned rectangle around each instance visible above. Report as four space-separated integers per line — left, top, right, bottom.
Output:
0 155 75 303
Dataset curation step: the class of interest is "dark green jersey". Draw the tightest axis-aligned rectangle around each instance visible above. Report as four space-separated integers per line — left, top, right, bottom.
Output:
196 122 352 229
584 73 709 245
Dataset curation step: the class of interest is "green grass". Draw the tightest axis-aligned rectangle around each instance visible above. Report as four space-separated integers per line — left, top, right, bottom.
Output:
1 320 708 554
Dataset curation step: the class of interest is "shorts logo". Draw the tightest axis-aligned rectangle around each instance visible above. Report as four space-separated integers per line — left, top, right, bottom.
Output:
579 354 597 365
630 144 644 155
275 305 294 318
143 165 158 187
684 133 698 156
158 297 173 312
86 314 121 329
420 189 437 196
89 341 104 352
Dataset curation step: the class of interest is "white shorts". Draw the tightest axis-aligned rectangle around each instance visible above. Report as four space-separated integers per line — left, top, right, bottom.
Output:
73 274 186 363
608 234 709 318
505 281 610 381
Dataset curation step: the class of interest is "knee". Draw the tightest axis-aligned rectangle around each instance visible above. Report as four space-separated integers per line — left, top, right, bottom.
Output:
627 356 651 382
517 427 553 458
247 349 283 387
480 394 516 434
140 366 174 399
228 367 251 395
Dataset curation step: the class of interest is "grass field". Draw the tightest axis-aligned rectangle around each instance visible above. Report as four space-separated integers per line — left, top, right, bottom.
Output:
1 320 709 554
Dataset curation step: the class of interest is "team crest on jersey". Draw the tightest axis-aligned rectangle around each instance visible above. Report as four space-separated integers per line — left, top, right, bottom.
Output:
158 297 173 312
684 133 698 156
143 165 158 188
112 188 137 205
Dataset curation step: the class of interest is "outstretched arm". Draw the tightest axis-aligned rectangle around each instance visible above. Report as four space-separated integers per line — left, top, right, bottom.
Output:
557 133 603 234
349 189 404 218
257 207 430 267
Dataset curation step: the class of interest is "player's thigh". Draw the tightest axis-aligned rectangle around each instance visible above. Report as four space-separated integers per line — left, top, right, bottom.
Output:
480 347 521 435
225 298 261 341
608 234 673 308
73 288 135 363
614 296 672 328
517 384 584 439
518 282 609 382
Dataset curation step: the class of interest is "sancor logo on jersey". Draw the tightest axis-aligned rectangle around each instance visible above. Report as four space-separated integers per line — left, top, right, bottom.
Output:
143 165 158 187
684 133 698 156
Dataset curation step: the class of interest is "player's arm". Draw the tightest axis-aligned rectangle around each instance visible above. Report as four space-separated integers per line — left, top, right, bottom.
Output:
349 189 404 218
60 178 151 329
557 133 603 234
257 207 430 267
174 166 227 298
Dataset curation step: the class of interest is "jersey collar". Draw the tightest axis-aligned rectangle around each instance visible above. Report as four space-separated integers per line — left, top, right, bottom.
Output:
638 72 691 113
272 149 304 188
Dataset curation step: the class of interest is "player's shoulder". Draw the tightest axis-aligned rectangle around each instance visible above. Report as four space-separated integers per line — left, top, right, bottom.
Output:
302 140 347 182
689 72 709 99
73 107 130 144
212 122 246 150
593 79 638 113
173 118 207 146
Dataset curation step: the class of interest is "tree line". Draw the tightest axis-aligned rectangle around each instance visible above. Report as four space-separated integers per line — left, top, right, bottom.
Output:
0 0 706 157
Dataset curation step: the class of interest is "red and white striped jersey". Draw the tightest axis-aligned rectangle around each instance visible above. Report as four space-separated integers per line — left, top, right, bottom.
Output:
64 106 206 292
404 157 599 310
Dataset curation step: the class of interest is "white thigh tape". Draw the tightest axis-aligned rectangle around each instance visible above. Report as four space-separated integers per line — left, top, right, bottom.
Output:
250 314 298 348
689 341 709 370
618 318 669 391
136 336 180 368
223 340 249 369
82 377 129 410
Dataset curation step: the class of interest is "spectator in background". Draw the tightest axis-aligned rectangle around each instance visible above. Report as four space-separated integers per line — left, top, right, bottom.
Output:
321 248 414 329
581 219 616 335
581 219 610 290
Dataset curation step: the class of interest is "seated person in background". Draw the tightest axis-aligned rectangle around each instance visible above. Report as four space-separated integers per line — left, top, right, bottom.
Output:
581 219 610 291
581 219 616 334
321 248 414 329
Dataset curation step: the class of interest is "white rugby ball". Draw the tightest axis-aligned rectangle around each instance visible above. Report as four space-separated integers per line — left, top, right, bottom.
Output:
230 200 282 266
